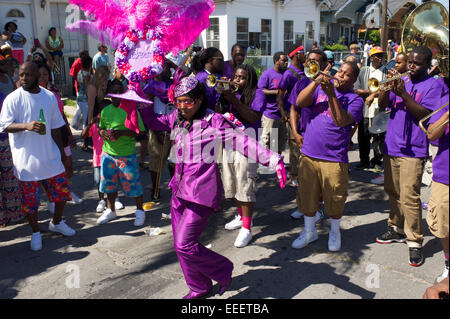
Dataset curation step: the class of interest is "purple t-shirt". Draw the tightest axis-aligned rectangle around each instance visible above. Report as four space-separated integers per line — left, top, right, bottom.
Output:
279 65 304 112
0 92 7 139
227 92 261 137
430 98 449 185
301 87 364 163
384 75 443 158
253 68 284 120
196 70 221 110
289 76 312 134
223 61 235 80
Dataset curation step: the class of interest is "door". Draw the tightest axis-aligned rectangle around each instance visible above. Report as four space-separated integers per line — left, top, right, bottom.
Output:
0 3 33 57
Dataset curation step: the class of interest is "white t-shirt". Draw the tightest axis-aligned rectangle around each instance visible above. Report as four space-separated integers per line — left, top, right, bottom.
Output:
0 87 66 181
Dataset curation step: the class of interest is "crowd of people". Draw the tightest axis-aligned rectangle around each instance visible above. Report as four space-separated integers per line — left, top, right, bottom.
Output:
0 21 448 299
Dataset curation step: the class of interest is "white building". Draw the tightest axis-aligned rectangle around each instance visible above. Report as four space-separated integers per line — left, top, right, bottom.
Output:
1 0 322 94
199 0 322 60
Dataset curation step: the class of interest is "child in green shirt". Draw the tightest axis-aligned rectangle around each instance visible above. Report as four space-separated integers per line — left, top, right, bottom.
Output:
97 79 146 226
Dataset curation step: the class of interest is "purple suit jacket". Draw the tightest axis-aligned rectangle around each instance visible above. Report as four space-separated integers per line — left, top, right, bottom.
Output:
140 107 281 209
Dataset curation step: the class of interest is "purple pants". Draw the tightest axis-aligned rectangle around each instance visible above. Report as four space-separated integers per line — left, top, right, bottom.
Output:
171 196 233 295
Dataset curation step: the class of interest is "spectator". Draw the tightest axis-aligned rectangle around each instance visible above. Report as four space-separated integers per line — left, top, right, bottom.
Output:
71 54 92 138
97 80 146 226
354 46 387 171
1 45 19 83
343 44 362 69
4 22 26 64
0 62 76 251
45 27 64 73
92 43 111 74
70 50 89 95
363 40 372 66
0 78 23 227
0 52 14 95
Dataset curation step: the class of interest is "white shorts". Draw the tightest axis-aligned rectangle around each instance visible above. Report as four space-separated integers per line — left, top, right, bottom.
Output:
221 148 258 203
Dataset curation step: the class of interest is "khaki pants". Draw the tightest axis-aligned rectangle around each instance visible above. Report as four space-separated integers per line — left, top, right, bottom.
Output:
427 181 449 239
297 155 349 218
384 155 425 248
260 115 288 154
288 127 302 179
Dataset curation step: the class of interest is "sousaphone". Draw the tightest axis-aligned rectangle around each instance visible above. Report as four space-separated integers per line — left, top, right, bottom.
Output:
401 1 449 77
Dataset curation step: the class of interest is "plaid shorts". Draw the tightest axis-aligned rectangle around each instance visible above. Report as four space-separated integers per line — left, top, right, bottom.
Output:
20 172 72 215
100 153 143 197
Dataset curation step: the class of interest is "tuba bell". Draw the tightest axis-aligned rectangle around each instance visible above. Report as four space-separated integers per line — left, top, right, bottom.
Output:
401 1 449 77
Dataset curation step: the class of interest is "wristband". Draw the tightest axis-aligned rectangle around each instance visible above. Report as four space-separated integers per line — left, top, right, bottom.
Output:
64 146 72 156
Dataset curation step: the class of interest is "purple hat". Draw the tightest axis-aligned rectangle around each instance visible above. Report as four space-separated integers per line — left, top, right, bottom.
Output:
108 82 153 105
168 76 199 103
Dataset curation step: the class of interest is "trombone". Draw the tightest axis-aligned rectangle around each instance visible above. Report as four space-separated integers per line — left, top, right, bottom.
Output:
206 74 238 92
304 60 340 87
368 71 411 93
419 102 449 135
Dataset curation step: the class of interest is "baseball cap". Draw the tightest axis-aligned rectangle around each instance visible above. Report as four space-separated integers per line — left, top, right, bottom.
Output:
369 46 384 57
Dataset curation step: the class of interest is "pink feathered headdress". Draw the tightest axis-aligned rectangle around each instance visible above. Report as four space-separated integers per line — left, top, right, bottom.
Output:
66 0 215 132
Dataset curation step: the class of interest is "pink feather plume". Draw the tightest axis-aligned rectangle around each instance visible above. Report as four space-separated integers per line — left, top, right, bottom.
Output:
66 0 215 52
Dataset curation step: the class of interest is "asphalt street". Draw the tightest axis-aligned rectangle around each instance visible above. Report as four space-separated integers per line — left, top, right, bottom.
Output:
0 116 443 300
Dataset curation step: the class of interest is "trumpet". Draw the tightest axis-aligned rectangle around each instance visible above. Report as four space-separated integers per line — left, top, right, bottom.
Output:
368 71 411 93
206 74 238 92
304 60 340 87
419 101 449 135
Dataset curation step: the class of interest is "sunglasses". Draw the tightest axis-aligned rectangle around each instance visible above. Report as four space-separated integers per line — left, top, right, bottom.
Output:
175 99 196 108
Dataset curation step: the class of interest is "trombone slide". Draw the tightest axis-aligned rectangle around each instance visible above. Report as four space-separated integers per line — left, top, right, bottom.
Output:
419 102 449 135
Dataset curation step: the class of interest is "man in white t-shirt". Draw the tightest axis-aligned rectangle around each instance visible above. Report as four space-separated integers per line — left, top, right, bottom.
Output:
354 46 387 171
0 62 75 251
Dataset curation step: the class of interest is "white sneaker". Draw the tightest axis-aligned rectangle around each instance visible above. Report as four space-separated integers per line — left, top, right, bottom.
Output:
30 232 42 251
49 220 76 236
328 230 341 252
290 210 304 219
115 199 124 210
69 192 83 204
48 201 55 214
225 215 242 230
436 262 449 283
134 209 146 227
234 228 252 248
291 228 318 249
96 200 106 213
97 208 117 225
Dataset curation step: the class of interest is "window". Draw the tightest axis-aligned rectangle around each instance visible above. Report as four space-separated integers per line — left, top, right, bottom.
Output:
284 20 294 53
306 21 315 40
261 19 272 55
206 17 220 49
295 33 305 47
236 18 249 49
6 9 25 18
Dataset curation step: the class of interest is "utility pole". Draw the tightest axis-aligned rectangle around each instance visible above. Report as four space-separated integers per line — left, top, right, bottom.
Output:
381 0 388 52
